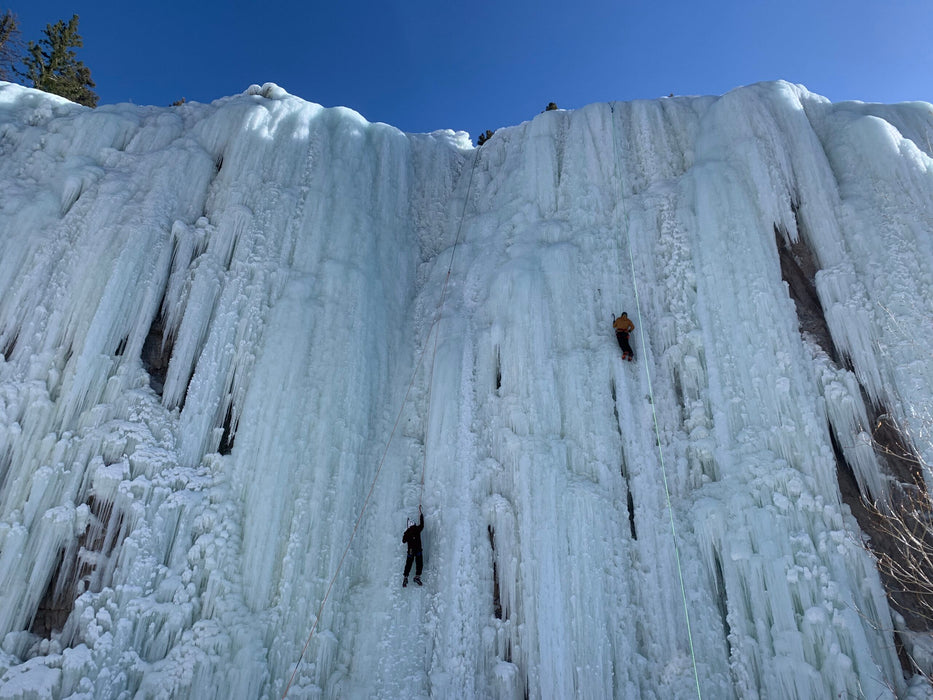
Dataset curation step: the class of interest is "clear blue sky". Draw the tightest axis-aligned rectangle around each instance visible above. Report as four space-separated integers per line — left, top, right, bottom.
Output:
7 0 933 137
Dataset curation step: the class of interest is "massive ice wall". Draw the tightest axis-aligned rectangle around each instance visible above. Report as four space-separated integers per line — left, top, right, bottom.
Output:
0 79 932 698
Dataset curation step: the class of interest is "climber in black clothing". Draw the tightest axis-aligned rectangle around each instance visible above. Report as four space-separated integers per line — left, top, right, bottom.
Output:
402 506 424 587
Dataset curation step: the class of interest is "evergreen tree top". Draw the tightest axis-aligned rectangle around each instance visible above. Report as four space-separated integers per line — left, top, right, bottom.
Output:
22 14 98 108
0 10 22 82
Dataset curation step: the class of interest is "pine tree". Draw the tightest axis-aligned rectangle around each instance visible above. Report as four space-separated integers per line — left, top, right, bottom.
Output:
0 10 21 81
21 14 97 107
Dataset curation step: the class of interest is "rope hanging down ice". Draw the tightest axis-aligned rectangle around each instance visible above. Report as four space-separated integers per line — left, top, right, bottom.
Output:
420 143 479 505
608 103 703 700
282 148 480 698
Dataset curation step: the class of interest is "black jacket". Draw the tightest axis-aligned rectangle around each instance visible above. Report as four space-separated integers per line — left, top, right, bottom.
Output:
402 513 424 554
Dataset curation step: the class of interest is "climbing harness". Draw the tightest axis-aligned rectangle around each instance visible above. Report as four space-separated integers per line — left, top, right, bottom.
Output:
609 103 703 699
282 148 481 698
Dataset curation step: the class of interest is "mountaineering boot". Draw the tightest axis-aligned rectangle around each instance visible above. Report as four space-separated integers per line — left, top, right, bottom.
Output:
403 577 408 587
414 576 422 586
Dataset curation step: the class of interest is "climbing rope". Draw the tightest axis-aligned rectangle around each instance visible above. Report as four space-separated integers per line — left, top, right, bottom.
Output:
282 148 480 698
608 103 703 699
420 148 480 504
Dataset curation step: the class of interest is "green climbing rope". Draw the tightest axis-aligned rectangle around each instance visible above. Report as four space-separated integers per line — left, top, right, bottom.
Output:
609 102 703 700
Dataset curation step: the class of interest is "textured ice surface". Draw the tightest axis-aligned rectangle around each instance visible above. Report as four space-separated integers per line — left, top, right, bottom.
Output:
1 79 932 698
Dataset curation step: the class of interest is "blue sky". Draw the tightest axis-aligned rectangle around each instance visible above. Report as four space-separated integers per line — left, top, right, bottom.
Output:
7 1 933 137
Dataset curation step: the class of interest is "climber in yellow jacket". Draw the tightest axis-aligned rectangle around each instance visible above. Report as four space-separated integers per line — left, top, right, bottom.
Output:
613 312 635 361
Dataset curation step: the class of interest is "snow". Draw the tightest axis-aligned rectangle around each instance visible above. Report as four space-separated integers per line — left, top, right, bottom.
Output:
0 78 932 697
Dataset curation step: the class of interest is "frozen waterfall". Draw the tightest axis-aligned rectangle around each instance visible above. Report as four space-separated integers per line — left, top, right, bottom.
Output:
1 79 933 698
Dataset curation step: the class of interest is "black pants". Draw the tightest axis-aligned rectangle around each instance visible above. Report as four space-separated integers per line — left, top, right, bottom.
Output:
404 550 423 577
616 331 633 357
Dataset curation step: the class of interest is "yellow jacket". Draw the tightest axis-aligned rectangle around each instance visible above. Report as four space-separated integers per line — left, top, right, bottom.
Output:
613 315 634 333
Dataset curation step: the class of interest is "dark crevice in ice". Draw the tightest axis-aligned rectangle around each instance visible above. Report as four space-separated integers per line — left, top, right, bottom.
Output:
776 205 933 650
30 495 125 640
488 525 503 620
29 547 68 639
774 222 838 364
713 553 733 664
141 301 174 398
868 408 926 491
831 411 933 653
218 399 236 455
672 371 684 416
610 378 620 433
1 331 17 360
611 375 634 537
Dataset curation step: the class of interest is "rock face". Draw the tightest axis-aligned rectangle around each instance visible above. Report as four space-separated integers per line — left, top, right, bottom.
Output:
1 80 933 698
